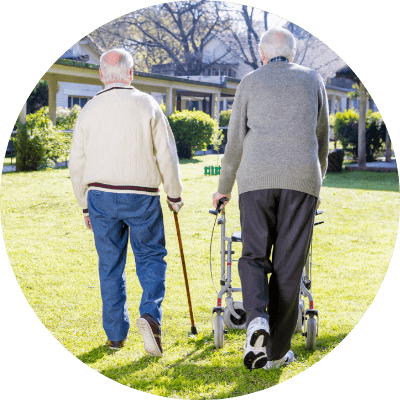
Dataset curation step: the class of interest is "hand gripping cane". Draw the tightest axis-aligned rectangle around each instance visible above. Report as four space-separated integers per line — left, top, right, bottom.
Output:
173 210 198 335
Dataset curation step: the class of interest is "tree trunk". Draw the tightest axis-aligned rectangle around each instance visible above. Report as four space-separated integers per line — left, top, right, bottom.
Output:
358 82 367 169
386 132 392 163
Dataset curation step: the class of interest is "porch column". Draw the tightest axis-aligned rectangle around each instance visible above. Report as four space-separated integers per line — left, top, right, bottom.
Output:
172 89 177 113
332 94 337 114
165 86 173 116
223 98 227 112
328 94 335 115
211 91 220 120
340 96 345 113
48 75 57 125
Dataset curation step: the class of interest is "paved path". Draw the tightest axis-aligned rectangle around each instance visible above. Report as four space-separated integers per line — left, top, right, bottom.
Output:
345 160 397 172
3 159 397 173
2 161 68 174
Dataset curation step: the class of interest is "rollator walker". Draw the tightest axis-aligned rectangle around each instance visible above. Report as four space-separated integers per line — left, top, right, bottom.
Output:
209 198 323 350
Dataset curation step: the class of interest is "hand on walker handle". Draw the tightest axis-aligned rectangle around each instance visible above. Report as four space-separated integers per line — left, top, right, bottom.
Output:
213 192 231 209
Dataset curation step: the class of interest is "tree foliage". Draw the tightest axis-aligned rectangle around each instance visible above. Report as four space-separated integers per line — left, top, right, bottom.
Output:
91 0 232 75
334 109 387 162
26 80 60 115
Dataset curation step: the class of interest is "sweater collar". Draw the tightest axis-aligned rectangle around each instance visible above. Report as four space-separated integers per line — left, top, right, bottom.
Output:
104 82 132 90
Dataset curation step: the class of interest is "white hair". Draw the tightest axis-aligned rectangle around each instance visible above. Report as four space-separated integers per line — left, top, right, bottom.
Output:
259 28 296 61
100 48 134 84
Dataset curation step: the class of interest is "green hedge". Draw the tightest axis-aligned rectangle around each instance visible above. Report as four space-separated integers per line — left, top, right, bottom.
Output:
334 109 387 162
14 107 73 171
219 109 231 127
168 110 221 159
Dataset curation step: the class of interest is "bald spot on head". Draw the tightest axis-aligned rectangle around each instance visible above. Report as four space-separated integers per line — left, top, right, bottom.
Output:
273 31 285 44
105 51 122 66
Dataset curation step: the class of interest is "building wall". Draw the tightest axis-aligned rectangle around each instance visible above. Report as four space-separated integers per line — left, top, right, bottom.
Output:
56 82 103 109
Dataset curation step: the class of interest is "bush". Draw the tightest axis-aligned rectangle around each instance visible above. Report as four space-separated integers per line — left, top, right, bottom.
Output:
14 123 45 171
334 109 387 162
168 110 221 159
219 109 231 128
14 108 71 171
56 105 82 130
160 101 166 114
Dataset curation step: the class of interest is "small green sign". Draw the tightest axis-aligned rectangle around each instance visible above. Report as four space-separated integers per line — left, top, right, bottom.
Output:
204 166 221 176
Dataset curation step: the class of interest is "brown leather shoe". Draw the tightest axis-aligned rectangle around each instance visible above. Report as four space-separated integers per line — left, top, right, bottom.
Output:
107 338 126 350
136 313 163 357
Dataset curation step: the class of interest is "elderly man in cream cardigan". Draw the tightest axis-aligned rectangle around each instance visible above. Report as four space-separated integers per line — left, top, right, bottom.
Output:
213 28 329 370
69 48 183 356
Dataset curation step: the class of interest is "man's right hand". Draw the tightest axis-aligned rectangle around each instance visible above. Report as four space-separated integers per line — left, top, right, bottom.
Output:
167 198 184 213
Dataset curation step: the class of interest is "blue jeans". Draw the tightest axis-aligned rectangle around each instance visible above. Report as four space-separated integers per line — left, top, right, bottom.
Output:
87 190 167 341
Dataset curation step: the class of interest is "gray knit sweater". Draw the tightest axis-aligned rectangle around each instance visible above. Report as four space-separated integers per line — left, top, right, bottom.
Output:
218 62 329 199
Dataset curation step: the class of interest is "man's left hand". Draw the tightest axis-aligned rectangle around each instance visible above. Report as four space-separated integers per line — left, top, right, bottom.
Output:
84 215 93 232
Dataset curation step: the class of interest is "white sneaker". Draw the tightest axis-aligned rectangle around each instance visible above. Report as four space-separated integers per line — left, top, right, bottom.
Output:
243 317 270 370
263 350 294 370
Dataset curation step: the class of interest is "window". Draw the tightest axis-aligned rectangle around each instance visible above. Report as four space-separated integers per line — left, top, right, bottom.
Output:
188 101 199 111
68 96 91 108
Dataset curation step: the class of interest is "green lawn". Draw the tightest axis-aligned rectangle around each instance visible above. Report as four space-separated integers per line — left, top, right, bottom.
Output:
1 155 399 399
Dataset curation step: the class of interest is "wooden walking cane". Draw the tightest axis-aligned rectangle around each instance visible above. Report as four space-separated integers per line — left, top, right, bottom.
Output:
173 211 198 335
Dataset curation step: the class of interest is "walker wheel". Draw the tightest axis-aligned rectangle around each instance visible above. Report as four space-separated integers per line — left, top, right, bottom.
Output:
224 301 247 330
305 316 317 350
214 313 224 349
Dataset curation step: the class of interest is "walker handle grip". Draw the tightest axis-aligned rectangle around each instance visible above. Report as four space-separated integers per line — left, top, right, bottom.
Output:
209 197 229 215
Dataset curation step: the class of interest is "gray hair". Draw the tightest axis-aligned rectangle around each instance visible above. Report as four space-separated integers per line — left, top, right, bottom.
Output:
100 48 134 84
259 28 296 61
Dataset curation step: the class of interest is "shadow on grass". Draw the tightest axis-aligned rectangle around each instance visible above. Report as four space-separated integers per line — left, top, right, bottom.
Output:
100 338 284 399
291 331 348 358
77 343 113 364
96 330 349 398
323 170 399 192
179 158 202 165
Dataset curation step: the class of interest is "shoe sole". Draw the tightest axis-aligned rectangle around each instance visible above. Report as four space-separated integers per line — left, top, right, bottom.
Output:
249 328 269 347
264 352 295 370
136 318 162 357
244 351 268 370
244 329 270 370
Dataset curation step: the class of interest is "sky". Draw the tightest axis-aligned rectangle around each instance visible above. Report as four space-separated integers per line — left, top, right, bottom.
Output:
265 11 287 28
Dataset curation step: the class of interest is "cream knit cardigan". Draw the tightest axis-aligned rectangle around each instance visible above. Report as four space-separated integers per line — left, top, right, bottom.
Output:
69 83 183 216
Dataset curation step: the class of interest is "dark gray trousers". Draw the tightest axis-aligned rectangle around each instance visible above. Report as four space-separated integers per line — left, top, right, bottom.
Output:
238 189 317 361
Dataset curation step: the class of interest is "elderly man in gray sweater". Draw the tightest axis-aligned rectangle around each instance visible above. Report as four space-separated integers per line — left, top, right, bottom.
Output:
213 28 329 370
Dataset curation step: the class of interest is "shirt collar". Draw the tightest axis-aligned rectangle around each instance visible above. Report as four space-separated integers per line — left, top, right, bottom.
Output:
104 82 132 90
268 56 289 64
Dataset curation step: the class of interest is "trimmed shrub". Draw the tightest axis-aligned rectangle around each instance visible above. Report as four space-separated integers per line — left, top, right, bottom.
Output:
168 110 221 159
219 109 231 128
334 109 387 162
14 123 45 171
14 108 71 171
